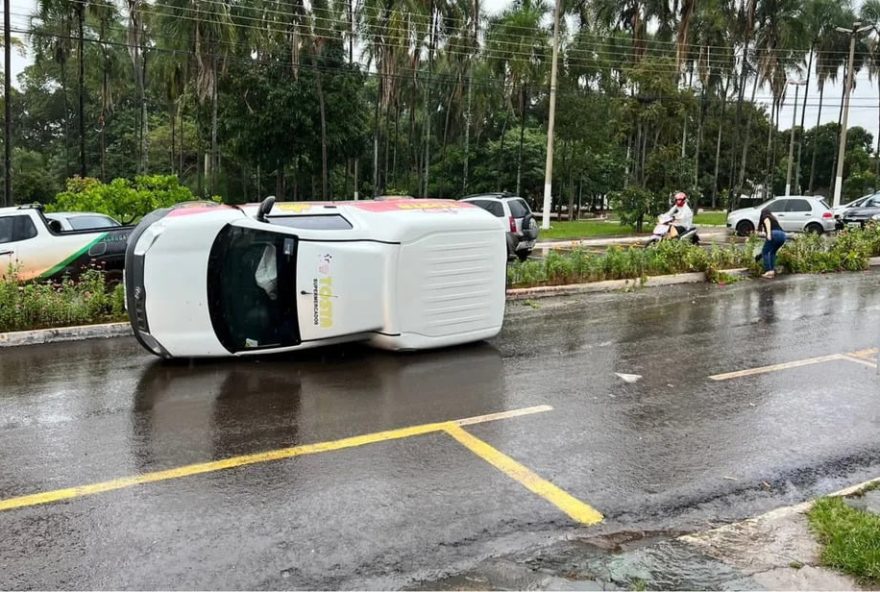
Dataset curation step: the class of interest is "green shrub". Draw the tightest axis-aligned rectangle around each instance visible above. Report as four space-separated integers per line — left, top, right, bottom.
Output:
48 174 210 225
0 266 126 332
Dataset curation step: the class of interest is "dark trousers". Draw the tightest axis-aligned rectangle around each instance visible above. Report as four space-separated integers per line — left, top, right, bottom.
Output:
762 230 786 271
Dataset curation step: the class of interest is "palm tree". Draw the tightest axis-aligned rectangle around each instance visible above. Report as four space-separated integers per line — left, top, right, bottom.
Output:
808 6 853 192
860 0 880 176
31 0 73 177
753 0 807 194
795 0 845 193
486 0 548 195
155 0 235 195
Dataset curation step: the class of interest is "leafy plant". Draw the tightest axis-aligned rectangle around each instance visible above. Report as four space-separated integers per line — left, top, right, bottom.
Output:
48 175 211 225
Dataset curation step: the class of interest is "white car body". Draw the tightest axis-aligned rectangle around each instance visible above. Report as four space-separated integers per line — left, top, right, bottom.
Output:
726 196 836 236
126 199 507 358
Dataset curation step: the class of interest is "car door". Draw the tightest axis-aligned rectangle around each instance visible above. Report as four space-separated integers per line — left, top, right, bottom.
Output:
761 199 788 230
0 214 39 278
782 198 812 232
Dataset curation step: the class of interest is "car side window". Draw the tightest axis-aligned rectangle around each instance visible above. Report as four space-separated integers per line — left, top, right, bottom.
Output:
507 199 529 218
785 199 811 213
764 200 787 213
869 198 880 208
484 201 504 217
0 215 38 245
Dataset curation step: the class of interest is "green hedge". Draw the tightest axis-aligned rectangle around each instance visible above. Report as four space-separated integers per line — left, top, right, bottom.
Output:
0 268 126 333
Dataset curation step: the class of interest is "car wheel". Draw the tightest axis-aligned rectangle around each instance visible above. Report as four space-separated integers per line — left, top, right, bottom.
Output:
516 250 530 262
520 214 539 241
805 223 824 235
736 220 755 236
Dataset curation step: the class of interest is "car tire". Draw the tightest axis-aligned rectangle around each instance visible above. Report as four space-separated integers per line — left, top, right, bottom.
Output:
736 220 755 236
805 223 824 235
516 250 530 262
520 214 539 241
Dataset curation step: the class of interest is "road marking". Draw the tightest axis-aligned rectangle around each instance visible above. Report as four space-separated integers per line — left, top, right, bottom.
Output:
842 355 878 369
0 403 603 526
710 348 880 381
443 424 603 525
709 354 847 381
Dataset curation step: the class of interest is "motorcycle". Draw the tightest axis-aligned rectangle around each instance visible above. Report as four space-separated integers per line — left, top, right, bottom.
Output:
644 215 700 247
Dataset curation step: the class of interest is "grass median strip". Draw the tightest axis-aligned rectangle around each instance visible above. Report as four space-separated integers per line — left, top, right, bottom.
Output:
0 404 602 526
808 495 880 586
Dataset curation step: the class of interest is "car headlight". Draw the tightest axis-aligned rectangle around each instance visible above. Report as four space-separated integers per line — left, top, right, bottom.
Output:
133 222 166 255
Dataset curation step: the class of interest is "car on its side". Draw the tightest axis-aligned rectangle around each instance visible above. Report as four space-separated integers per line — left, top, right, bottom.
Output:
45 212 122 232
0 204 132 281
839 194 880 229
125 198 507 359
460 193 539 261
726 196 835 236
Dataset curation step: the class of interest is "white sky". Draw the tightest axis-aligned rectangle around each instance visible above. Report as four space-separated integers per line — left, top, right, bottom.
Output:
6 0 880 148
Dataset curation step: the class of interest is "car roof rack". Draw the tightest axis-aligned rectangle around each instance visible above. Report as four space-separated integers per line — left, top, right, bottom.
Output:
462 192 518 199
16 202 45 211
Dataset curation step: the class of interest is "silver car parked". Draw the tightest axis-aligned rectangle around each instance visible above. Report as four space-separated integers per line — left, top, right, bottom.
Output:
727 196 836 236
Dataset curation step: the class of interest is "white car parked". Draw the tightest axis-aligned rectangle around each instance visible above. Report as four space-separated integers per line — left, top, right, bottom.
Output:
727 196 836 236
125 198 507 359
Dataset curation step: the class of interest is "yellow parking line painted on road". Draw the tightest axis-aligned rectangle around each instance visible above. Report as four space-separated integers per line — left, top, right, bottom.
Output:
709 354 846 381
710 348 880 381
0 405 554 514
842 355 878 369
443 424 604 525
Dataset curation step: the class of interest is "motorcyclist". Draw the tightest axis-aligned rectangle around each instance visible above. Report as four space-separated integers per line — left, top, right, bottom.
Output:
662 191 694 239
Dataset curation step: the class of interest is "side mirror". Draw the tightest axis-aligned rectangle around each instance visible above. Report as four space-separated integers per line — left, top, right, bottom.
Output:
257 195 276 222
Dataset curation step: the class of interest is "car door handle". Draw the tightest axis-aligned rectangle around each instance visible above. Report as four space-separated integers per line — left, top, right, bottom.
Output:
0 250 13 256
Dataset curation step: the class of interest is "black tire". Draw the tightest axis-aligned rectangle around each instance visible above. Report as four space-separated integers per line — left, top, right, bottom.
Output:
805 223 824 235
516 250 530 262
520 214 539 241
644 237 660 249
735 220 755 236
690 233 701 245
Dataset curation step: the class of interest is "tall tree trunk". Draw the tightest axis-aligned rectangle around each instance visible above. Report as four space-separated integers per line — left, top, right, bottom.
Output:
463 71 473 193
795 48 813 194
423 9 436 198
61 57 71 178
210 55 220 196
373 88 380 196
694 89 706 205
77 5 86 177
808 84 825 193
516 87 525 195
734 74 760 208
711 80 730 208
765 99 775 195
170 101 176 174
313 55 329 200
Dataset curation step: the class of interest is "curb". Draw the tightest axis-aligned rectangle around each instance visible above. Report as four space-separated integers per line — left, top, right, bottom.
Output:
0 322 132 348
506 268 750 301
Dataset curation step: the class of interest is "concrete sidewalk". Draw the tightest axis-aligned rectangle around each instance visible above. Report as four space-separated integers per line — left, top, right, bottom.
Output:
413 478 880 591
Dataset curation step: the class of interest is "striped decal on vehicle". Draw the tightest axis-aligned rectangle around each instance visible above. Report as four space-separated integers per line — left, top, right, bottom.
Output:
38 233 110 280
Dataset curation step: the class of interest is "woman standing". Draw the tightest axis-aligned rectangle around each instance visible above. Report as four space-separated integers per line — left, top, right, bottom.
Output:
759 208 786 279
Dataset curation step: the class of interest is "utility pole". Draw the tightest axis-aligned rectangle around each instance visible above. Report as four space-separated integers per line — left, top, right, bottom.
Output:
3 0 11 207
540 0 561 230
784 80 805 196
832 21 871 208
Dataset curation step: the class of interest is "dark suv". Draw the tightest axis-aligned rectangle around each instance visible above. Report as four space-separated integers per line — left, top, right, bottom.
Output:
461 193 539 261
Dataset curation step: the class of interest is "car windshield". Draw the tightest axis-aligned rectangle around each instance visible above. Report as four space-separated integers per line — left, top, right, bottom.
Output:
68 215 121 230
207 225 300 352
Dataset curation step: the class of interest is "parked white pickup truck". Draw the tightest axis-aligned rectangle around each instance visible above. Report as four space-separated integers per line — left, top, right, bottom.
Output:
125 197 507 358
0 204 132 281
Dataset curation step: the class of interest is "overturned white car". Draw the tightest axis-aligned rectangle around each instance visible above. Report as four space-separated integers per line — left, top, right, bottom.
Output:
125 198 507 358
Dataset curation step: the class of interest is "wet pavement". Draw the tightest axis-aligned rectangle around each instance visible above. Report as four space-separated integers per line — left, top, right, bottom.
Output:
0 271 878 589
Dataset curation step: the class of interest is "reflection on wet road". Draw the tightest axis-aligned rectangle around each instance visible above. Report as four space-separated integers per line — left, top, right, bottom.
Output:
0 271 878 589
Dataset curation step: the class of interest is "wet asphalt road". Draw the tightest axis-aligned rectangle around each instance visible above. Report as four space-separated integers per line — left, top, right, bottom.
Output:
1 271 879 589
